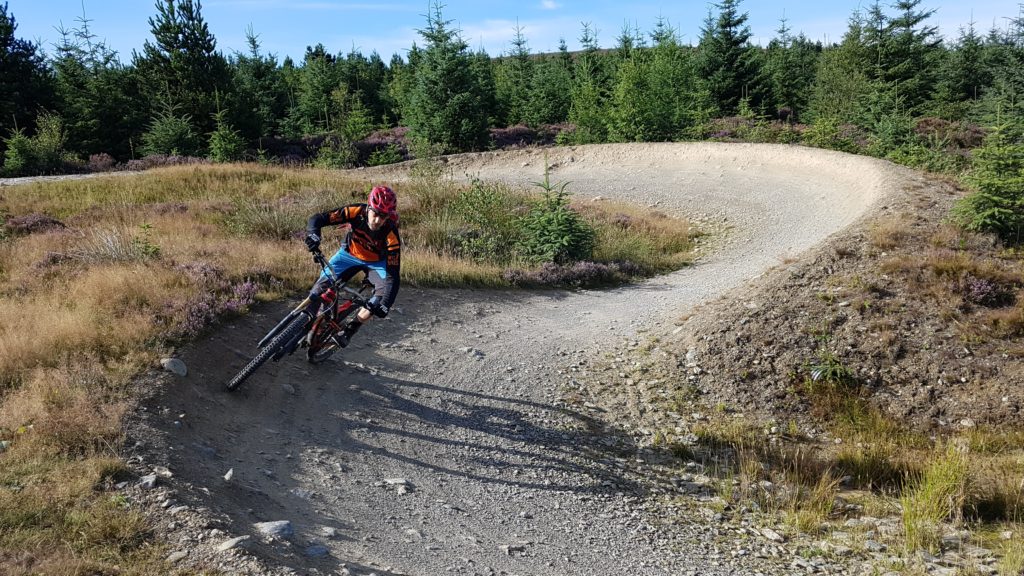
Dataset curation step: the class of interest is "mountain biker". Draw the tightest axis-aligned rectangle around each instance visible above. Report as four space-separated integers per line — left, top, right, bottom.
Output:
284 185 401 353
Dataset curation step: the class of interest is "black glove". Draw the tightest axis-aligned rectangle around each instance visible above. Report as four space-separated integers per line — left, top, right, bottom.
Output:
365 295 389 318
304 232 321 252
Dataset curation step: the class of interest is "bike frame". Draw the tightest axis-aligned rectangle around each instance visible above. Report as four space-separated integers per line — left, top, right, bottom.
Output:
256 249 368 349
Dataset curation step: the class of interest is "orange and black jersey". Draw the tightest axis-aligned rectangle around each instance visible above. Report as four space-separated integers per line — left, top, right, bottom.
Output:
307 203 401 269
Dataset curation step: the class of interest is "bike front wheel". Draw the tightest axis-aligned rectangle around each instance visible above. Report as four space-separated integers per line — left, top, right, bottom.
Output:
226 314 307 391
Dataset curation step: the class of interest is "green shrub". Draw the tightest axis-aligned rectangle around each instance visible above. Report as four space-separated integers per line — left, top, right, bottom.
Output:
2 129 35 176
886 142 969 174
803 117 862 154
952 127 1024 242
367 144 404 167
2 113 78 176
208 110 246 163
141 111 201 157
516 171 595 264
448 180 524 262
313 136 357 169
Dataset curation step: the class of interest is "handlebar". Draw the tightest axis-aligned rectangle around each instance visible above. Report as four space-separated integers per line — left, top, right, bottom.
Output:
311 248 337 282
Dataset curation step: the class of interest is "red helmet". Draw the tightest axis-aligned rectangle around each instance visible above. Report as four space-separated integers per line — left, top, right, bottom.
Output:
368 185 397 221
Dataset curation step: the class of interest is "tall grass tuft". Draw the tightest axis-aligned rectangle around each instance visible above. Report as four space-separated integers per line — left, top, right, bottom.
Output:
1000 534 1024 576
73 226 161 263
901 444 971 553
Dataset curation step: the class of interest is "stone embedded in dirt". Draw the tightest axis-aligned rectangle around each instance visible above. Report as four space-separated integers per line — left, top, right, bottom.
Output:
281 383 296 395
166 550 187 563
864 540 886 553
289 488 313 499
153 465 173 478
223 468 233 481
760 528 785 543
254 520 293 538
139 474 158 489
305 544 330 557
501 543 529 555
321 526 339 539
160 358 188 377
216 535 250 551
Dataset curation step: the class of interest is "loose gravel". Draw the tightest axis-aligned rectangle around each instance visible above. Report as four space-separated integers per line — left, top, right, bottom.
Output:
128 143 916 575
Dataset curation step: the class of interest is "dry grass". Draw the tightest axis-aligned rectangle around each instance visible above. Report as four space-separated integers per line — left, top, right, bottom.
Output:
868 215 914 250
401 247 508 288
672 408 1024 567
583 205 697 274
1000 535 1024 576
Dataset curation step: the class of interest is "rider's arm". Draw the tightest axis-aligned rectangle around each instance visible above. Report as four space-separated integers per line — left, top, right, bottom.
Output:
373 229 401 316
306 205 362 237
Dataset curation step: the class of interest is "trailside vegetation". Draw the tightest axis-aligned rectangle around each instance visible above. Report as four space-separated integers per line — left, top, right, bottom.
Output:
0 0 1020 188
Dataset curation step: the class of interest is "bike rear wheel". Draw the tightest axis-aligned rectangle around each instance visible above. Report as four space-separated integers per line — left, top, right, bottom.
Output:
226 314 307 391
306 306 358 364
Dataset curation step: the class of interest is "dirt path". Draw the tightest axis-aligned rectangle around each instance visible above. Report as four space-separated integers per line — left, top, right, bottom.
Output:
134 143 912 575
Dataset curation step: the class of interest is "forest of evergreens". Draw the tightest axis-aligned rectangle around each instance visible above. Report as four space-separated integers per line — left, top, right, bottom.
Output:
2 0 1023 237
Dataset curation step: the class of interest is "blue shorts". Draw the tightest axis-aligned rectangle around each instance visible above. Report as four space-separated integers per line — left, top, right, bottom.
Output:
320 247 388 282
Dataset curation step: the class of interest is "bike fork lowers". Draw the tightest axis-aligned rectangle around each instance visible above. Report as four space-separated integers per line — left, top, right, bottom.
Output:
257 297 313 349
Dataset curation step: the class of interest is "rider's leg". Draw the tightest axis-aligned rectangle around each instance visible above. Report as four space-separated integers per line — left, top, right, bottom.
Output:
284 252 361 356
337 268 388 347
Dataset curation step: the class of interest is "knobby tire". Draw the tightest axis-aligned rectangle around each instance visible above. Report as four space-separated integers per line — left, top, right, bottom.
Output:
226 315 307 391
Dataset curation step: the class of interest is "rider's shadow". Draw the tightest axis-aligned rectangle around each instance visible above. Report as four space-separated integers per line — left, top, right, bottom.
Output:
302 368 641 495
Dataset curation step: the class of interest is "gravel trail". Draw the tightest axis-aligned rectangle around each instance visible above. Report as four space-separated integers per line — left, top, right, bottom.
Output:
135 143 912 575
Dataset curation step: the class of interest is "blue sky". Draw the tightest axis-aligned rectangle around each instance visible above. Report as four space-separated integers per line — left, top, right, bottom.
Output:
7 1 1022 64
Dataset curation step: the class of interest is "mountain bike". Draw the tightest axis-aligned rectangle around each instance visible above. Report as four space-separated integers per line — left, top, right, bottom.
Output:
225 249 373 391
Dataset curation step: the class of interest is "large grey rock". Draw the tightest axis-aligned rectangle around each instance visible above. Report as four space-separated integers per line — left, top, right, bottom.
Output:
139 474 158 489
254 520 293 538
160 358 187 377
216 535 250 551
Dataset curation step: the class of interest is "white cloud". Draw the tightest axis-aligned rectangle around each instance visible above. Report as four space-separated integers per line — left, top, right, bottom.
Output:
541 0 561 9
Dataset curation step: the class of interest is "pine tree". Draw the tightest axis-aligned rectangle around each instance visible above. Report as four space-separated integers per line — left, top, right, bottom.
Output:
405 2 489 153
227 28 287 143
765 17 820 121
494 24 534 126
695 0 764 116
808 9 874 122
527 51 572 126
53 12 142 160
883 0 942 114
974 8 1024 135
386 48 418 125
0 3 55 164
338 48 390 125
607 44 653 142
293 44 339 134
133 0 231 145
207 107 245 162
648 18 713 138
567 22 609 143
